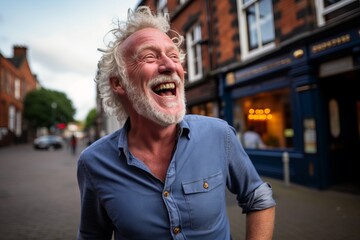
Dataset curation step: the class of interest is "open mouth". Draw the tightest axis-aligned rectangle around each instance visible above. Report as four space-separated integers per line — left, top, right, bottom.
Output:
153 82 176 96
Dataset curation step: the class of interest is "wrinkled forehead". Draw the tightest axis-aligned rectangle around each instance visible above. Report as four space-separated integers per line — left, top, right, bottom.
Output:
120 28 176 56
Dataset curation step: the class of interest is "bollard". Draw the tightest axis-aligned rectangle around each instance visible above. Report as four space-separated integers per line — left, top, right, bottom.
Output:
282 151 290 187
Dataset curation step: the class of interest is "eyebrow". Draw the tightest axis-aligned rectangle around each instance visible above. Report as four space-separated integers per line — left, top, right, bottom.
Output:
134 44 179 58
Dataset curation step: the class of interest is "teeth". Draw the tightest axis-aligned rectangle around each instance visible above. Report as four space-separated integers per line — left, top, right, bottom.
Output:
154 83 175 92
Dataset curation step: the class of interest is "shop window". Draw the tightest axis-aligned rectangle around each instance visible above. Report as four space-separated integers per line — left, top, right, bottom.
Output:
188 101 218 117
186 23 203 82
315 0 360 26
237 0 275 60
233 87 293 149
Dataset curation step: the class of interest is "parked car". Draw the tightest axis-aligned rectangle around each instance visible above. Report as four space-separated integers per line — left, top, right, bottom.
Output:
33 135 64 150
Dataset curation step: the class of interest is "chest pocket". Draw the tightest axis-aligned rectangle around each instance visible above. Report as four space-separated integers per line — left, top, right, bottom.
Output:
182 171 224 230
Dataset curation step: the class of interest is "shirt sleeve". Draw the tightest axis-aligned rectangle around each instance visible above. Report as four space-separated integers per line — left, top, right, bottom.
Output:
225 125 276 213
77 156 113 240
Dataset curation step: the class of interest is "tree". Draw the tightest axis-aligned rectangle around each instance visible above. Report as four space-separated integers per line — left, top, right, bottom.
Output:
84 108 97 130
24 88 76 129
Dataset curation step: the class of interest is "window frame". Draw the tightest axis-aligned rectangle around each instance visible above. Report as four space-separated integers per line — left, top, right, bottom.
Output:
14 78 21 99
237 0 275 60
315 0 359 26
186 23 203 82
8 105 15 131
177 0 187 5
157 0 168 15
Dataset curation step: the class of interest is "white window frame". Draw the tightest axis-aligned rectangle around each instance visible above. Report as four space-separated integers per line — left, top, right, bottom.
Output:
14 78 21 99
8 105 15 131
186 24 203 82
157 0 168 15
315 0 359 26
237 0 275 60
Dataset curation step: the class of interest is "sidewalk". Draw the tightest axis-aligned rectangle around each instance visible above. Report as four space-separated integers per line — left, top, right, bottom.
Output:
227 177 360 240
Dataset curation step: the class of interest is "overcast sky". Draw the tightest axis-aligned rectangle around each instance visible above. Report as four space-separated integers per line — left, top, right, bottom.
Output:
0 0 139 120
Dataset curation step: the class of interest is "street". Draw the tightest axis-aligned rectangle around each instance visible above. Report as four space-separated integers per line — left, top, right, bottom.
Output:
0 143 81 240
1 143 360 240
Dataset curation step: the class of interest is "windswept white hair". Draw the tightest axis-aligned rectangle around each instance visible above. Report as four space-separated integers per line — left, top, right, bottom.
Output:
96 6 185 126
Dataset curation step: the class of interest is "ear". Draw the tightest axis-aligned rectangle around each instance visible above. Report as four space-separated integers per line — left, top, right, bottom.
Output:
109 77 126 95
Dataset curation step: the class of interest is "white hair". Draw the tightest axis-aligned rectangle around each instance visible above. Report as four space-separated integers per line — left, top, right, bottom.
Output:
95 6 185 126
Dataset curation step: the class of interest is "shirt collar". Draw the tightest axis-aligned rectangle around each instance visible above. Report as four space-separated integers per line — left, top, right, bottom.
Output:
178 118 191 139
117 117 191 150
118 118 130 151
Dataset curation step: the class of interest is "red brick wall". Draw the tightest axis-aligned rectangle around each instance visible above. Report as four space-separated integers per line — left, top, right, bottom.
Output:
274 0 315 41
212 0 239 66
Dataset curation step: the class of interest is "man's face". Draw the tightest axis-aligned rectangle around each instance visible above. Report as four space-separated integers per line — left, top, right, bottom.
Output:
120 28 186 126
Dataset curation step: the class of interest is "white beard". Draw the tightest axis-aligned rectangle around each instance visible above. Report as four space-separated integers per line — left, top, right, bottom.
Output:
124 74 186 126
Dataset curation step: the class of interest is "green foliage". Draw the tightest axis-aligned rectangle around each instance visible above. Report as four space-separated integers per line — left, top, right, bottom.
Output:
24 88 76 128
84 108 97 130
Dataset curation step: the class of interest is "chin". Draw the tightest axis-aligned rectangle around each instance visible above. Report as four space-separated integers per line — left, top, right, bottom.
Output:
149 107 186 126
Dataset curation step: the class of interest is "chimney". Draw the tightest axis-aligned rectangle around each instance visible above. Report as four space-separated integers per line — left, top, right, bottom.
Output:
13 45 27 58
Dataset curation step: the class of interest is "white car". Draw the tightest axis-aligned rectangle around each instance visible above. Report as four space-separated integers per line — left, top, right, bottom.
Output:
33 135 64 150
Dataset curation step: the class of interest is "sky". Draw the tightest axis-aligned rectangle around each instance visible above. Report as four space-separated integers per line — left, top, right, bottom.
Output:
0 0 139 120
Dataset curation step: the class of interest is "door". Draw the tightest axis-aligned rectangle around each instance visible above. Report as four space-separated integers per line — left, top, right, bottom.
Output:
320 71 360 192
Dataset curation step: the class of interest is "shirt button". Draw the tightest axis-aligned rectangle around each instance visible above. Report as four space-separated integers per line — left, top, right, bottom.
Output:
163 191 170 197
203 181 209 189
173 226 181 234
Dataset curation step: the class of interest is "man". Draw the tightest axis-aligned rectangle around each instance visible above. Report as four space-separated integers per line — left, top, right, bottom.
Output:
77 6 275 240
243 126 266 149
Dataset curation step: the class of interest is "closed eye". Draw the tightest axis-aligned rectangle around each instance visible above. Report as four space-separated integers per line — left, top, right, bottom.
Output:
168 53 180 62
142 53 157 63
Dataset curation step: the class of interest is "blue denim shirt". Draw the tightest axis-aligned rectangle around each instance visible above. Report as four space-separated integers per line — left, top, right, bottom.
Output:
77 115 275 240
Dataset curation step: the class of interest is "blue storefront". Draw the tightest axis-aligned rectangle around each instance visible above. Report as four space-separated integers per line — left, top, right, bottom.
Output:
220 19 360 190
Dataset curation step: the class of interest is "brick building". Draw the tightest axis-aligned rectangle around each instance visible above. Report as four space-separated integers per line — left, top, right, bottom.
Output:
94 0 360 190
0 46 39 146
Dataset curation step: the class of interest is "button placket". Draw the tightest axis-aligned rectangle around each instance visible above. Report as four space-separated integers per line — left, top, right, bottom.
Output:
162 160 184 239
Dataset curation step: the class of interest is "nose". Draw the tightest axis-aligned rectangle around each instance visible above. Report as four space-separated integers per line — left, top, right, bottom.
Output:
158 54 176 74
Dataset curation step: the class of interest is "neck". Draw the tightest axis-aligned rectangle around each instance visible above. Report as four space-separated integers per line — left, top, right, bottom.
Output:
127 117 179 182
127 116 178 153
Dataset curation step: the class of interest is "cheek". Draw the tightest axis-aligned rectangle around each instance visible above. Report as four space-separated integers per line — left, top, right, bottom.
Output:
126 62 145 84
126 63 155 94
176 64 185 79
126 60 142 77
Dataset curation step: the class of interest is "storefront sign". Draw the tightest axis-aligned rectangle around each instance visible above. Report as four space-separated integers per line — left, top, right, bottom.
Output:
227 56 292 86
311 34 350 54
310 28 360 57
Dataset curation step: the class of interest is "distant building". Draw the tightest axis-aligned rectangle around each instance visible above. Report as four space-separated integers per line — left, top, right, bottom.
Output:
95 87 121 139
0 46 40 146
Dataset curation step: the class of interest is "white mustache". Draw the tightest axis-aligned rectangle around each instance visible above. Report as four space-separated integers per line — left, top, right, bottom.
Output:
148 74 182 89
